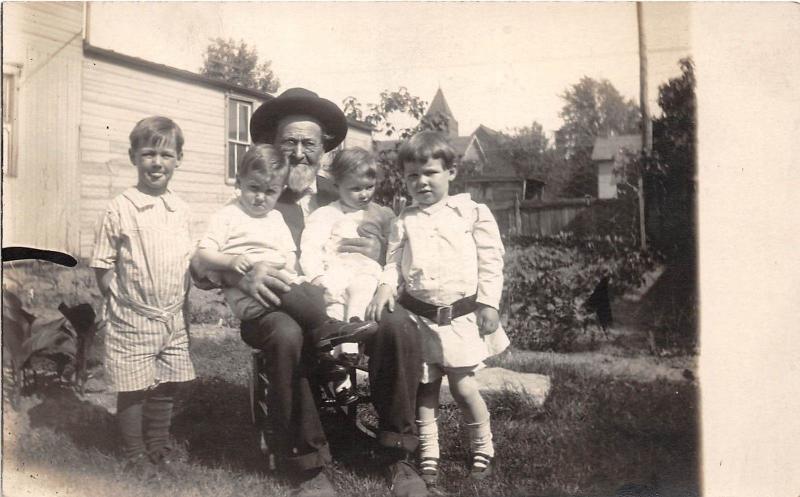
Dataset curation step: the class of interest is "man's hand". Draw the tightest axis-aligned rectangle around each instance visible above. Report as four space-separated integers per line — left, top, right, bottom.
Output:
366 284 395 321
338 236 383 263
230 254 255 275
236 261 293 308
475 304 500 336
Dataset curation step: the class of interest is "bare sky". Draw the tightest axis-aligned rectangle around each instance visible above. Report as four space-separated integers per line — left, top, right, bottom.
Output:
89 2 690 138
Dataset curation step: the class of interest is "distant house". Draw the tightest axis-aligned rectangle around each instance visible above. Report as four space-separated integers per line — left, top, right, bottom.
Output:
2 2 372 257
591 134 642 199
375 89 544 204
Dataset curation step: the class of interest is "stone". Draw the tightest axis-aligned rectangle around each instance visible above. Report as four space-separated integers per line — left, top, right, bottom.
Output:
439 367 551 406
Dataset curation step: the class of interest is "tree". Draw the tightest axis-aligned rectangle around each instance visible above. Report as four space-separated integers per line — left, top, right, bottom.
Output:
499 122 550 179
556 77 640 197
650 57 696 259
343 88 450 206
613 58 697 351
200 38 280 94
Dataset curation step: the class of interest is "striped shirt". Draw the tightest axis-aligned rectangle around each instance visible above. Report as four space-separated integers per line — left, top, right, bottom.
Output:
91 187 196 392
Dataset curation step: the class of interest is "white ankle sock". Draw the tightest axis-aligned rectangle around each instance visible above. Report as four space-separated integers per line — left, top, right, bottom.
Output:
416 418 440 459
466 418 494 457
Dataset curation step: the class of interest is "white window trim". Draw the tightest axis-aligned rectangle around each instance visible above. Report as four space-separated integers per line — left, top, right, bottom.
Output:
3 64 21 178
225 94 256 185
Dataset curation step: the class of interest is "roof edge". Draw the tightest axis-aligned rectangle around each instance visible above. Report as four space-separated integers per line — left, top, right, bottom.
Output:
83 41 275 101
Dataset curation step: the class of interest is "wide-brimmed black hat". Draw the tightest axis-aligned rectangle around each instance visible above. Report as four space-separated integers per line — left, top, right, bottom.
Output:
250 87 348 151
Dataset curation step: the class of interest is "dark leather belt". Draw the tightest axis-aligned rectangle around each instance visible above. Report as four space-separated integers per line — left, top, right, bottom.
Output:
399 293 478 326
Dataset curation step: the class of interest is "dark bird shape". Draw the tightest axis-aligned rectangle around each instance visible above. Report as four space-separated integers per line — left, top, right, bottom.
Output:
586 276 613 330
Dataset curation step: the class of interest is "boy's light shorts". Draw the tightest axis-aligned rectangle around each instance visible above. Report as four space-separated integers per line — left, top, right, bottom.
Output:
105 309 195 392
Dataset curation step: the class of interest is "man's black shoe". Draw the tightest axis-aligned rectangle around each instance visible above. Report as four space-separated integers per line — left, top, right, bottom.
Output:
314 320 378 350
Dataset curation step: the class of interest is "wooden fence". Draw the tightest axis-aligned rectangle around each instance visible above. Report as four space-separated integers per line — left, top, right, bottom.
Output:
488 197 597 237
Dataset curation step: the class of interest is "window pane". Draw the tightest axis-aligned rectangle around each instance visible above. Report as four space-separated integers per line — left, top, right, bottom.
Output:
2 75 11 123
228 144 236 181
237 144 248 172
228 101 237 140
238 103 250 142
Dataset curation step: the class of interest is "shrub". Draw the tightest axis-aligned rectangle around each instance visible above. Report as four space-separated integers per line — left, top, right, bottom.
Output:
502 234 657 352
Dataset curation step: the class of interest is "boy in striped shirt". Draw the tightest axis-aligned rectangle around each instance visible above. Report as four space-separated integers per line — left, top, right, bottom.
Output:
91 116 195 475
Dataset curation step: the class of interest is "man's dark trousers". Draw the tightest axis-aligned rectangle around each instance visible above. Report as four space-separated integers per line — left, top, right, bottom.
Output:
240 286 423 474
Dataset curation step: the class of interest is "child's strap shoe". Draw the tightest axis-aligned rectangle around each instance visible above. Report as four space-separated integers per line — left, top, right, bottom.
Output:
469 452 493 480
419 456 439 486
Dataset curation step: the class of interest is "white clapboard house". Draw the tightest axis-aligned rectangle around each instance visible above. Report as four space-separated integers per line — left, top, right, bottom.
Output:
2 2 373 258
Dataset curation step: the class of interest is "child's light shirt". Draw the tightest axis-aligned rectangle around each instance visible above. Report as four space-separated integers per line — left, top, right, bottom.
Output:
197 199 299 320
300 200 395 284
90 187 196 391
379 193 510 373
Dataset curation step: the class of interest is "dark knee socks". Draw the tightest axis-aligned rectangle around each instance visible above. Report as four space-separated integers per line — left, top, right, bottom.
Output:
143 383 176 457
117 383 176 459
117 390 147 458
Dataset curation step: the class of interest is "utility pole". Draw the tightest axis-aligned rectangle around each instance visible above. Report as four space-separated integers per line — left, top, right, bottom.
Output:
636 2 650 251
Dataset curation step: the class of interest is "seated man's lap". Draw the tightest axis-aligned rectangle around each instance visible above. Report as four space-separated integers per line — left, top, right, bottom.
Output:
240 310 304 355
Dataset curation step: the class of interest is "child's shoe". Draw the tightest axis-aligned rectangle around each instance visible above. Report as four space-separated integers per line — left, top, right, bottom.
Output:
149 447 180 479
419 457 439 486
123 453 157 479
468 452 494 480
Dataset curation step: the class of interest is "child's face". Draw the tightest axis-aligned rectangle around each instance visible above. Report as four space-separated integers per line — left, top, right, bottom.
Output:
337 169 376 211
130 141 182 195
403 157 455 207
237 171 285 218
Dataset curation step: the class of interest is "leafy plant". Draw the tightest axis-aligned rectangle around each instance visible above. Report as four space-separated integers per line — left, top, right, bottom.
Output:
502 234 656 352
2 290 97 404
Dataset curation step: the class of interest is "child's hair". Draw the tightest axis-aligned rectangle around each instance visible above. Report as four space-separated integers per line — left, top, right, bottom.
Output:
129 116 184 154
396 131 456 169
330 147 377 183
237 144 287 182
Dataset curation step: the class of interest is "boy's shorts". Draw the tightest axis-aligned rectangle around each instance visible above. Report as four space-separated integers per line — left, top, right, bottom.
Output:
105 307 195 392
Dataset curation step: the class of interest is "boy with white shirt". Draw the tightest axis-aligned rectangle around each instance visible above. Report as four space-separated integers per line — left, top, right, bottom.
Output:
367 131 510 489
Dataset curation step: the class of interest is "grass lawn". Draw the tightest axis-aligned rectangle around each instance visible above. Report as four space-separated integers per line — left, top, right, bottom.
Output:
3 262 699 497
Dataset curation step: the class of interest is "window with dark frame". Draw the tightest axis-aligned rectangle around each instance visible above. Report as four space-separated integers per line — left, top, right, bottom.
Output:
226 96 253 183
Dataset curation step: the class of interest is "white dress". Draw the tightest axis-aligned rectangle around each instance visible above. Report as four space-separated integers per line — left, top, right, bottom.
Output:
380 194 510 381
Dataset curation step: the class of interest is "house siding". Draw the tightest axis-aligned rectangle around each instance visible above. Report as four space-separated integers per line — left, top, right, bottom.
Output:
597 161 618 199
2 2 84 254
79 54 268 257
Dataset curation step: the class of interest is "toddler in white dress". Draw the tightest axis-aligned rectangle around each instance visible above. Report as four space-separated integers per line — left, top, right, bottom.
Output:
301 147 395 356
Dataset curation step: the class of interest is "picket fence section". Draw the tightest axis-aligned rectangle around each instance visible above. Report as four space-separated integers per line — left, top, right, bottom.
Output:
488 197 596 237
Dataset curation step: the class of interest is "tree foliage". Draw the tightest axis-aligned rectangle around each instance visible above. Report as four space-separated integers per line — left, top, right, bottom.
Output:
615 58 696 260
556 77 641 197
343 88 450 206
200 38 280 94
613 58 697 351
499 122 549 179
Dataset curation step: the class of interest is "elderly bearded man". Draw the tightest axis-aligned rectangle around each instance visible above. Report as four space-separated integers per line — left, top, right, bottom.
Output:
192 88 428 497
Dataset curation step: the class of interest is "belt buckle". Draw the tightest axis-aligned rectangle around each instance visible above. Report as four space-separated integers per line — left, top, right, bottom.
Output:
435 306 453 326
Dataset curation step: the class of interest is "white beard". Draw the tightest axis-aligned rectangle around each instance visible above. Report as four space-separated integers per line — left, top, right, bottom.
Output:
287 163 317 193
